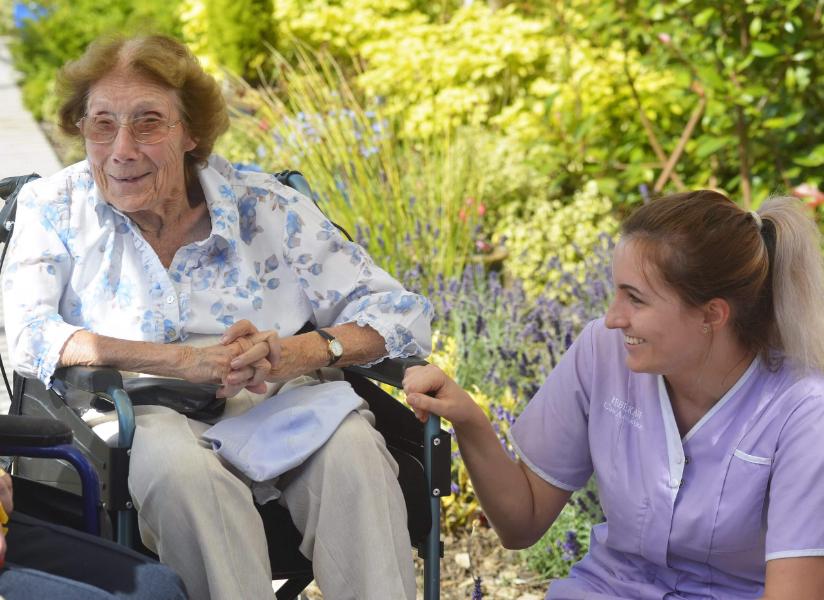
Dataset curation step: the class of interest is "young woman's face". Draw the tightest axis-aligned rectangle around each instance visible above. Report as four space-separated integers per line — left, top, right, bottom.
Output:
605 239 710 377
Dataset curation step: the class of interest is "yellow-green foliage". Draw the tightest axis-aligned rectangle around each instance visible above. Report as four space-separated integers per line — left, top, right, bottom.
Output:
273 0 428 57
178 0 274 81
497 181 618 301
268 2 678 157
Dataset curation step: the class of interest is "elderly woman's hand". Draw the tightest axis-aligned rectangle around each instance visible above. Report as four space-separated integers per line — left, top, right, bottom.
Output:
221 320 281 391
179 337 271 398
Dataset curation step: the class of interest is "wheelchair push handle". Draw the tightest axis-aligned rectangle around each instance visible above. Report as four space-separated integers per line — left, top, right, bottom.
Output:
0 173 40 244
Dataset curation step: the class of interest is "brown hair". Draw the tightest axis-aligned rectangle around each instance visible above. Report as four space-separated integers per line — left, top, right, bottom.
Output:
56 34 229 180
622 190 824 371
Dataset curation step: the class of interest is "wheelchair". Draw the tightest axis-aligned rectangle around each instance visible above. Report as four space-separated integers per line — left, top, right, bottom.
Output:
0 171 451 600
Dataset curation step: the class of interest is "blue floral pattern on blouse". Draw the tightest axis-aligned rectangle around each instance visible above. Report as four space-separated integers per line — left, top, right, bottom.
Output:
3 156 433 385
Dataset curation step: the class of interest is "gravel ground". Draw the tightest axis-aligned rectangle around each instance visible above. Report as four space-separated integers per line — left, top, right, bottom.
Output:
301 524 550 599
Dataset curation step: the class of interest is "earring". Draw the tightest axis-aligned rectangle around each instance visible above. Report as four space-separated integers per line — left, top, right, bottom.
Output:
702 324 710 334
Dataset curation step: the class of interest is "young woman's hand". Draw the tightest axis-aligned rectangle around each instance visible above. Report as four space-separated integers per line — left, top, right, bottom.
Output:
403 364 484 426
0 468 13 567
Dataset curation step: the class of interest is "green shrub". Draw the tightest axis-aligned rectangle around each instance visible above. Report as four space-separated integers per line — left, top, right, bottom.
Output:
179 0 275 82
496 180 619 301
10 0 183 121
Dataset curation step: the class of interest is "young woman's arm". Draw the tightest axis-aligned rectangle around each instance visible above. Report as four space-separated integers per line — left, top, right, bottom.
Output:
404 364 571 548
761 557 824 600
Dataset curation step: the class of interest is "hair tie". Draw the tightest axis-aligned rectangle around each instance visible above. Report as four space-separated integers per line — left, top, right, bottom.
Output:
750 210 763 230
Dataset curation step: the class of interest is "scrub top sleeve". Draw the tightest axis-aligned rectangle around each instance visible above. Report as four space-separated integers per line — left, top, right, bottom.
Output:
765 395 824 560
509 320 596 491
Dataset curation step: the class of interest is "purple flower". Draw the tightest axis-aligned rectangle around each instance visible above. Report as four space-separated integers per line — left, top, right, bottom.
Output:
559 530 581 561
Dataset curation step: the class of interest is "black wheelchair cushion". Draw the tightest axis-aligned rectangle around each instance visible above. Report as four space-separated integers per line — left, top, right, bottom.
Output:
122 378 225 421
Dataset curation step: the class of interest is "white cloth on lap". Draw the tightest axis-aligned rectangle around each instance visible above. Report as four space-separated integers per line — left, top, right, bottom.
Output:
203 380 361 503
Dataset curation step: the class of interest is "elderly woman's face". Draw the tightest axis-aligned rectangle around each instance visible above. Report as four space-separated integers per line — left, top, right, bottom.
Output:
84 71 196 215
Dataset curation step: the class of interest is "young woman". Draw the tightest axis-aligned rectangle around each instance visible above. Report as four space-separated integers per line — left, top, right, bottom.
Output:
404 190 824 599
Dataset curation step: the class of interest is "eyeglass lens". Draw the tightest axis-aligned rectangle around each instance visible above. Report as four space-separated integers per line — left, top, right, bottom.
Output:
79 115 177 144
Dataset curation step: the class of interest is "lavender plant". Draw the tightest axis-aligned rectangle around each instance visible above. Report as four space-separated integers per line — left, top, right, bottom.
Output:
401 234 614 408
217 45 497 290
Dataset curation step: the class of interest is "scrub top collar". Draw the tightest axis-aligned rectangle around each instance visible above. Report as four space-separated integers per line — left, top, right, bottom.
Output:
657 356 760 501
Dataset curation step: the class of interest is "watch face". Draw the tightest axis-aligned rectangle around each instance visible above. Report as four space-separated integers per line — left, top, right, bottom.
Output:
329 339 344 357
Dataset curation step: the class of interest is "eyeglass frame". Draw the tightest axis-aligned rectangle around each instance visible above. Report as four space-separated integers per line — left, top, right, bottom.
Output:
75 114 184 145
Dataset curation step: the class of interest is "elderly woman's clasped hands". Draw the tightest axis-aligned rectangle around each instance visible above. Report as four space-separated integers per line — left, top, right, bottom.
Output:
213 320 282 397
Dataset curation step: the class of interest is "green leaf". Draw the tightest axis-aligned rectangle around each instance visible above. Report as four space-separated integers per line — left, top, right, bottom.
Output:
694 136 732 159
693 7 716 27
751 41 779 57
762 111 804 130
749 17 762 37
696 64 726 90
793 144 824 167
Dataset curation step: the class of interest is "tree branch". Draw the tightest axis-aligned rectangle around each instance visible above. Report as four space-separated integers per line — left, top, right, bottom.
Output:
736 106 752 209
654 86 707 193
624 58 686 190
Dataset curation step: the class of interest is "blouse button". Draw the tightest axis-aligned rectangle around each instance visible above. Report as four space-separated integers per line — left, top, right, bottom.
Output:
166 295 176 304
684 456 691 464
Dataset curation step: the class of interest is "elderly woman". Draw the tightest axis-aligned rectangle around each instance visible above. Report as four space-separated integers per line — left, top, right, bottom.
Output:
3 34 432 600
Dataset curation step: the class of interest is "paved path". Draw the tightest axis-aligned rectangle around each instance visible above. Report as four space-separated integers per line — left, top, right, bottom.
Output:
0 36 64 413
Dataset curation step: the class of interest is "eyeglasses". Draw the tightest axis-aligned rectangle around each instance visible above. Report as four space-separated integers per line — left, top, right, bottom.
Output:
76 115 182 145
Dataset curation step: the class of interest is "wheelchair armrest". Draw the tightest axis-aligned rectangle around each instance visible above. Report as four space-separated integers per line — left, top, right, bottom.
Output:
0 414 73 446
53 366 124 394
52 366 134 448
344 356 428 389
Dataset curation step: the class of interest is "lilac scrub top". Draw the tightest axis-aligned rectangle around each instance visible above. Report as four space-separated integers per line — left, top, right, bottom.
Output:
510 318 824 600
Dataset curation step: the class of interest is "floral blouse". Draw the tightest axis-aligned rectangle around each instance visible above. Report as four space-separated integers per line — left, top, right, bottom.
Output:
3 155 432 385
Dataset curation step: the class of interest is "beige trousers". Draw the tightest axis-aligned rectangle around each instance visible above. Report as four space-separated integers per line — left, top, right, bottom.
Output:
127 395 416 600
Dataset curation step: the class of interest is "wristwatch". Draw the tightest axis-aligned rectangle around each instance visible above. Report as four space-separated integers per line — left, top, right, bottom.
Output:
316 329 344 366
